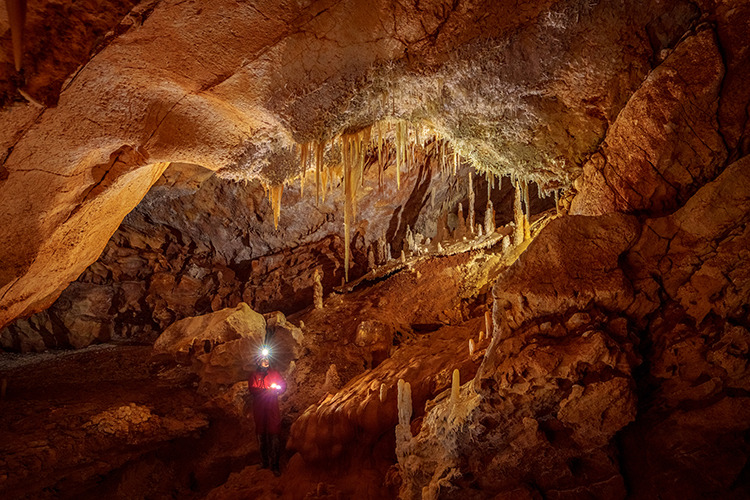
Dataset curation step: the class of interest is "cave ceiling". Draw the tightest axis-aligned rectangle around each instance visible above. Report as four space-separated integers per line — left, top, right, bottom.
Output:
0 0 724 327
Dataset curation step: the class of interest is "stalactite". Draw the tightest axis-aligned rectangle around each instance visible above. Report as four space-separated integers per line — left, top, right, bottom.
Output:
6 0 26 71
469 339 475 356
270 184 283 230
485 310 493 338
523 180 531 241
555 190 560 216
450 369 460 407
395 121 403 189
300 142 310 197
377 122 384 189
379 383 387 403
342 134 356 282
513 181 524 246
321 167 329 203
468 171 475 235
313 268 323 309
315 141 325 206
484 200 495 235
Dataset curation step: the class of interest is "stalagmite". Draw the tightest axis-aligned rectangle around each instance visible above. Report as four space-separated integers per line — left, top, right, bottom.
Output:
468 171 475 234
397 379 412 428
405 225 414 253
469 339 475 356
502 235 510 250
387 243 393 261
479 330 485 343
368 246 375 270
513 181 524 245
270 184 283 230
523 180 531 241
484 200 495 235
313 268 324 309
379 383 387 403
457 203 466 237
450 369 460 407
477 224 483 237
485 310 493 338
400 250 406 263
437 242 444 252
324 364 341 393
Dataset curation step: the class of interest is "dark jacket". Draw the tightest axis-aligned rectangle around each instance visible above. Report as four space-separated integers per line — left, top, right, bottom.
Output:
248 367 286 434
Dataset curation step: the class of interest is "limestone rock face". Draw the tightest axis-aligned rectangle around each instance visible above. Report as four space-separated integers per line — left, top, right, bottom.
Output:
626 155 750 324
493 213 640 330
570 28 727 216
618 155 750 498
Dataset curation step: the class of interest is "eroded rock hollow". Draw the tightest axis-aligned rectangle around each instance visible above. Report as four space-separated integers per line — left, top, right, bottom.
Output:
1 0 748 499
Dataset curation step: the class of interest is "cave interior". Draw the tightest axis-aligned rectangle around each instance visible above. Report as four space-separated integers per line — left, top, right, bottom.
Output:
0 0 749 499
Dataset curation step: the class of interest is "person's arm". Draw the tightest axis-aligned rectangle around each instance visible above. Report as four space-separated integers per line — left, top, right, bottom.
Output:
270 370 287 394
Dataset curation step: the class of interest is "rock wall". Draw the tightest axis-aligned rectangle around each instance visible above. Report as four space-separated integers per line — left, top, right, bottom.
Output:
395 15 750 500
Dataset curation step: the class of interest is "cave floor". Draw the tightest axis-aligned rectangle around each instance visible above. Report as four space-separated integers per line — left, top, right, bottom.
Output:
0 344 254 499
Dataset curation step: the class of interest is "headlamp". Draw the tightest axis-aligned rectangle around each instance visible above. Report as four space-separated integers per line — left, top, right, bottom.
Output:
261 347 270 357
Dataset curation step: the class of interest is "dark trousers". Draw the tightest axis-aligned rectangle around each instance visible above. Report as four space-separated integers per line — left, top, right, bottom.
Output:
258 433 280 472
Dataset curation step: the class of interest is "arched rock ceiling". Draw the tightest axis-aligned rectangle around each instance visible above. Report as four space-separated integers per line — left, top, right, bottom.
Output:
0 0 709 326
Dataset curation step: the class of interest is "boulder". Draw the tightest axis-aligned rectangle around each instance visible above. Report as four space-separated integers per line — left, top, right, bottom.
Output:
154 302 265 358
153 303 268 387
50 282 115 349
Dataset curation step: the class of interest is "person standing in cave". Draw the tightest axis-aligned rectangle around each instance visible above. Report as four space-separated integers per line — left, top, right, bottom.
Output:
248 348 287 477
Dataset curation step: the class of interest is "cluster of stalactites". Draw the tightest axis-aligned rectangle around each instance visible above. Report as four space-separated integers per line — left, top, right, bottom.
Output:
268 118 565 283
284 120 469 282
